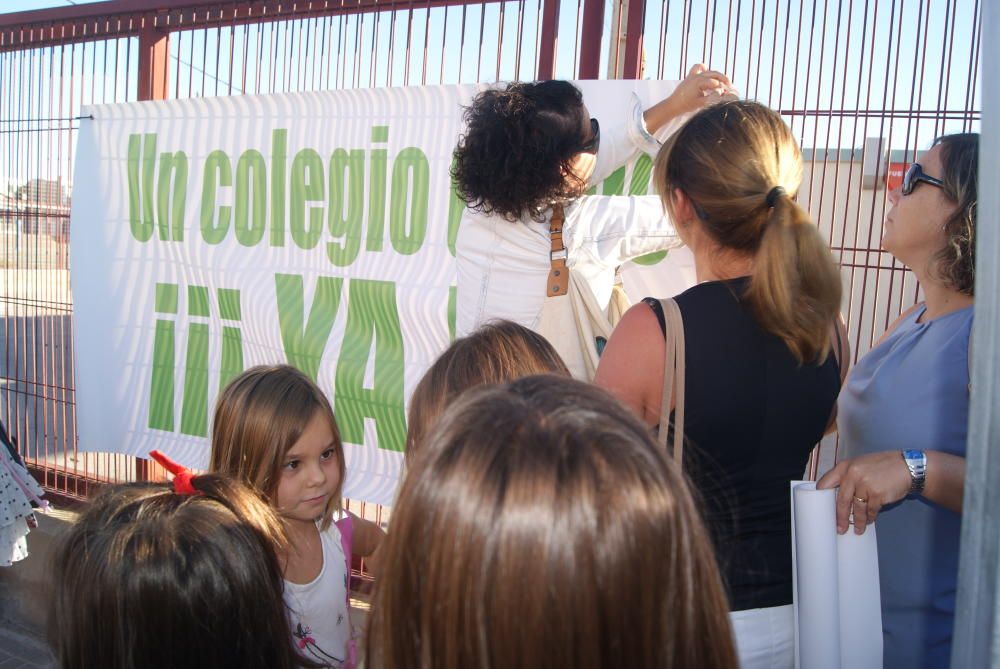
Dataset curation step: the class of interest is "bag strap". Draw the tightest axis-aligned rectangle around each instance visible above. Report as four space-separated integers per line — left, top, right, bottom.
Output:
547 204 569 297
656 297 685 465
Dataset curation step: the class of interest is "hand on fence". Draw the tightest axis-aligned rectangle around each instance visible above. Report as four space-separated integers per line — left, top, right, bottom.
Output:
816 451 912 535
670 63 738 114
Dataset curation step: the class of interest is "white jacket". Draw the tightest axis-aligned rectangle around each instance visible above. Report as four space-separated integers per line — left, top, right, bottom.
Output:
455 94 684 362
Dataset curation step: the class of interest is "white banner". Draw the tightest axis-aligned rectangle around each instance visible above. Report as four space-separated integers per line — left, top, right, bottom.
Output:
70 81 688 505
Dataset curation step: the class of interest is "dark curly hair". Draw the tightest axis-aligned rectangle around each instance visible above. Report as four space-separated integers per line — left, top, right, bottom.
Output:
930 133 978 296
452 81 591 223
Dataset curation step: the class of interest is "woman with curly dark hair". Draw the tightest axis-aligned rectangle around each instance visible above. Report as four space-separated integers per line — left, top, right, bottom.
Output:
818 132 978 668
453 65 734 379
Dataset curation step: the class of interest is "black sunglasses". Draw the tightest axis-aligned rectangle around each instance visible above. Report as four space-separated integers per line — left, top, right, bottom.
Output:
580 117 600 154
902 162 945 196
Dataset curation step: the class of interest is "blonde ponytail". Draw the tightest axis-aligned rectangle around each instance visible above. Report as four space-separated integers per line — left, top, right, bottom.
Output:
746 195 842 362
654 100 842 364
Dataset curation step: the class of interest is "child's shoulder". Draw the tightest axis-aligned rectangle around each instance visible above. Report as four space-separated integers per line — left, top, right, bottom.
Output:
320 515 352 563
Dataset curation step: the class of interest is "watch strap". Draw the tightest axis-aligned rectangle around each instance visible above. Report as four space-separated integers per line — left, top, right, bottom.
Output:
901 449 927 494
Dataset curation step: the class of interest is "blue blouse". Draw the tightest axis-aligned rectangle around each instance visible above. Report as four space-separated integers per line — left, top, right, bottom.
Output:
838 303 973 669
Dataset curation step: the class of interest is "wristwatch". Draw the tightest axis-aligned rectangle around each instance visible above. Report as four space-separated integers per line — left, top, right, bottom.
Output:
901 450 927 495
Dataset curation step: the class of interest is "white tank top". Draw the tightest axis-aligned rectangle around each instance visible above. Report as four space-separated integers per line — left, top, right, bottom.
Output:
283 521 351 668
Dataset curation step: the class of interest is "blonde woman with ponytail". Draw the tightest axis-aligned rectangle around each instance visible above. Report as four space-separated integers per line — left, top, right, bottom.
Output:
595 100 848 669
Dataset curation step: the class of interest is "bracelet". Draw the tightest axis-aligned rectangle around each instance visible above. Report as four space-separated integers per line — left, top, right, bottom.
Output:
901 449 927 495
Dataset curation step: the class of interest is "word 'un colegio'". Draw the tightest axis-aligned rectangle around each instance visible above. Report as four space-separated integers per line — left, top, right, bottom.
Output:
126 127 433 265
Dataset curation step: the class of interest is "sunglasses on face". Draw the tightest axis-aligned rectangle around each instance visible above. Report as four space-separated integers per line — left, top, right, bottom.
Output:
580 118 600 154
902 163 945 196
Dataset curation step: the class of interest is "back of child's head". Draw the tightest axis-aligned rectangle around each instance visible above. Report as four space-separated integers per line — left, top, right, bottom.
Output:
370 374 737 669
210 364 344 524
405 320 569 461
49 475 314 669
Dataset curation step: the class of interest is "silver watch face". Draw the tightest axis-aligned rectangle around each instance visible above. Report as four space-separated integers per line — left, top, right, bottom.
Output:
902 450 926 492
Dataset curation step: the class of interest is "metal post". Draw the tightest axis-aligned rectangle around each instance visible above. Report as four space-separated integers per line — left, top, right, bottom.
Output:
620 0 645 80
138 23 170 101
135 22 170 482
951 2 1000 666
577 0 604 79
537 0 561 79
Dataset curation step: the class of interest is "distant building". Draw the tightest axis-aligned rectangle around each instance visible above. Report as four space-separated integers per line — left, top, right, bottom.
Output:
5 178 71 236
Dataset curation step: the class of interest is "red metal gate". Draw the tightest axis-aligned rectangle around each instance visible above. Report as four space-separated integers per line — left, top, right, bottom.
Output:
0 0 982 497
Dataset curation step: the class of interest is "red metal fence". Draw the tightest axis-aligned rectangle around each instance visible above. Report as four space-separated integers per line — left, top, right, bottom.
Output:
0 0 982 498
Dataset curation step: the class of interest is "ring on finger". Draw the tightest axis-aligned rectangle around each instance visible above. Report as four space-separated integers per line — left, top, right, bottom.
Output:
854 496 867 504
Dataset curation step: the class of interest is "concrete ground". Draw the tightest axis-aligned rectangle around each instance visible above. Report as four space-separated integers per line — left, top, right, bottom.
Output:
0 510 73 668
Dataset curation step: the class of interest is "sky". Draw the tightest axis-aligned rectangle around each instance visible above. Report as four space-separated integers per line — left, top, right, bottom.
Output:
0 0 983 193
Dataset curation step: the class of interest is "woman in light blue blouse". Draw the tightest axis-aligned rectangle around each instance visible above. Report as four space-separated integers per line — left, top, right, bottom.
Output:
818 133 978 669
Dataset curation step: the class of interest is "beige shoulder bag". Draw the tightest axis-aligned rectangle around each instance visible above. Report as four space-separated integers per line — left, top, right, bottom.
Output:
537 203 632 381
656 298 686 464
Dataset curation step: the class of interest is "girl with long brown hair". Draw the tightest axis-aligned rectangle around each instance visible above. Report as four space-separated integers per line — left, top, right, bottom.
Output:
210 364 384 668
595 100 848 668
367 375 737 669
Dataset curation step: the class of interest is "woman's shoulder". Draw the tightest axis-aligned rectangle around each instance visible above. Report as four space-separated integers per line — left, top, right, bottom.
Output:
874 303 926 346
672 277 750 314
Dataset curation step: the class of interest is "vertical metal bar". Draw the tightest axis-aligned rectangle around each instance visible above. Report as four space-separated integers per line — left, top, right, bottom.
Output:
422 0 432 84
227 16 236 96
964 0 982 133
573 0 582 77
404 1 415 85
577 0 605 78
701 0 711 65
750 0 763 99
622 0 647 79
496 1 506 81
241 18 251 93
608 0 623 78
786 0 805 140
856 0 902 355
884 0 928 334
138 24 170 101
843 0 876 366
537 0 560 79
772 0 790 109
804 1 830 213
513 0 525 80
213 23 222 96
655 0 670 79
440 6 450 82
952 3 997 662
723 0 734 78
678 0 690 76
475 3 486 82
730 0 744 91
135 20 169 483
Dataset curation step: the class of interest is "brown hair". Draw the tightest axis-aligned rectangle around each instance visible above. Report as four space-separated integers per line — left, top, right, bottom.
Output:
369 375 737 669
210 364 345 529
654 100 842 363
405 320 569 461
931 133 978 296
49 476 317 669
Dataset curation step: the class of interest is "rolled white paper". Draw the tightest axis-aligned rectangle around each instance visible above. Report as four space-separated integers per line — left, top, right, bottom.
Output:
792 482 842 669
836 516 883 668
791 481 882 669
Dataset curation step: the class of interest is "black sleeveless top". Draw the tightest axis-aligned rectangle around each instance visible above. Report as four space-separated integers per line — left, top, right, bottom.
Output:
643 277 840 611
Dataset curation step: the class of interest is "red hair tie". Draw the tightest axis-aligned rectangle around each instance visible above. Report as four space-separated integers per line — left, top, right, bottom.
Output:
149 450 201 496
